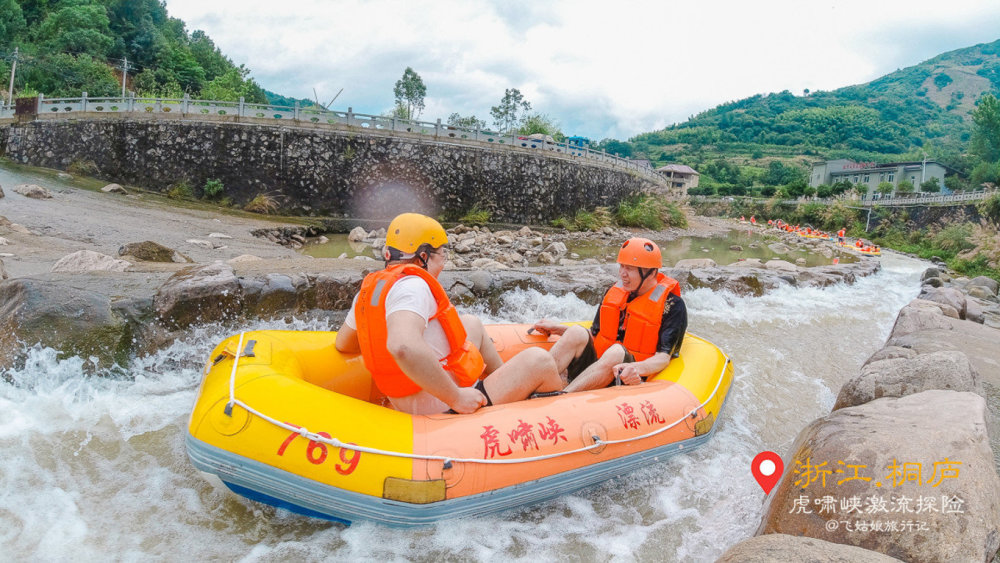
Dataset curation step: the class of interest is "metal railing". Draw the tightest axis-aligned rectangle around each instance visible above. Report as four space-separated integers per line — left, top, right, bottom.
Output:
0 93 666 186
691 188 997 208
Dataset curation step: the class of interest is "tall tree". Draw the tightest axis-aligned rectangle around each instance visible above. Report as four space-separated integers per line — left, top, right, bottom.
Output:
490 88 531 133
393 67 426 120
970 94 1000 164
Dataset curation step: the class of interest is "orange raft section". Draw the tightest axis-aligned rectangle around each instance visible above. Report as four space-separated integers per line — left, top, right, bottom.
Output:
186 323 733 526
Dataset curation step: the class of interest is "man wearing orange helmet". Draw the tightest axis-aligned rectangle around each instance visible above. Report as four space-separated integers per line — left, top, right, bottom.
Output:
335 213 562 415
532 237 687 392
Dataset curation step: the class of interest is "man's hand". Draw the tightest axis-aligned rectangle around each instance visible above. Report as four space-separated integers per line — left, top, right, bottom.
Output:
612 363 643 386
449 386 488 414
531 319 566 337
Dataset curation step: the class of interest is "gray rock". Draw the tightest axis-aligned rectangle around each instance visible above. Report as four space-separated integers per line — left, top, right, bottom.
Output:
758 391 1000 563
920 267 941 281
863 346 917 366
887 310 1000 390
0 258 6 280
718 534 898 563
0 185 4 198
764 259 798 271
794 257 807 266
0 237 8 245
118 241 190 263
918 286 967 319
0 277 128 370
543 241 567 256
767 242 792 254
51 250 131 273
470 258 508 270
227 254 263 264
968 276 999 296
674 258 717 269
101 183 127 194
13 184 53 199
537 251 556 265
888 299 954 338
208 232 233 239
154 262 242 329
834 351 983 409
921 276 943 288
968 286 996 301
729 245 743 251
966 298 985 324
347 226 368 242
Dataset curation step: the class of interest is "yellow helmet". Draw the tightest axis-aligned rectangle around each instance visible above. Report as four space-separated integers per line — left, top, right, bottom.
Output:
385 213 448 254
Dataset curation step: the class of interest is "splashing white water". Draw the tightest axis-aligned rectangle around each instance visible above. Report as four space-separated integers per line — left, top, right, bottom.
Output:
0 253 925 560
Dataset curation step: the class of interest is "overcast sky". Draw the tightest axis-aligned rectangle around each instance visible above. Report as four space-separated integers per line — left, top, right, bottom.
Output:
163 0 1000 141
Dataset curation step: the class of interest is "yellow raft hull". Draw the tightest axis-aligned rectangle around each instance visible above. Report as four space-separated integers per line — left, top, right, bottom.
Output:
186 324 733 526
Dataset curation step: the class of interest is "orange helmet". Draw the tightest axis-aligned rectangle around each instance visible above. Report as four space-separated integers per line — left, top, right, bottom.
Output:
617 237 662 269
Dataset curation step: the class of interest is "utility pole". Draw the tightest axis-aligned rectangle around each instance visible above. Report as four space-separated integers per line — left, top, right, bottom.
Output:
6 47 18 107
117 57 135 98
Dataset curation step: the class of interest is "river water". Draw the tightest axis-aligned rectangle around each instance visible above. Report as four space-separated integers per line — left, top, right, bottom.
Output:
0 253 925 561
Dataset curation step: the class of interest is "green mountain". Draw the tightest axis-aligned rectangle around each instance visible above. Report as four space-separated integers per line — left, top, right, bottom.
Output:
630 38 1000 172
1 0 265 104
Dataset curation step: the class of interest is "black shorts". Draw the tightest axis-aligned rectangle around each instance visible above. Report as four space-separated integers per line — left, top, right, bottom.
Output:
445 379 492 414
565 334 635 382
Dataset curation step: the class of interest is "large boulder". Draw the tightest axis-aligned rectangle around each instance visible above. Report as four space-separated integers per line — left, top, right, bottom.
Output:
0 277 128 369
154 262 242 329
886 300 954 337
718 534 898 562
758 391 1000 562
51 250 131 273
917 286 967 320
13 184 53 199
968 276 999 297
347 226 368 242
834 351 982 410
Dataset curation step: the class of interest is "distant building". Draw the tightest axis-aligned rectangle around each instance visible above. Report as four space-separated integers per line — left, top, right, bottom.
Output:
656 164 700 194
809 159 959 194
631 158 653 169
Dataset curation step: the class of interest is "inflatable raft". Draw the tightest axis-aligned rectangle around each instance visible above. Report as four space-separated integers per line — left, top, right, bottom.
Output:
186 324 733 526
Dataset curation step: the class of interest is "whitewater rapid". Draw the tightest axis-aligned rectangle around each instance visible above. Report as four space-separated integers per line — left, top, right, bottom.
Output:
0 253 925 561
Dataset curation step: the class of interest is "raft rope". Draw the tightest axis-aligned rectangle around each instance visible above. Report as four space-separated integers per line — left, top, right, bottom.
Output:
224 332 731 466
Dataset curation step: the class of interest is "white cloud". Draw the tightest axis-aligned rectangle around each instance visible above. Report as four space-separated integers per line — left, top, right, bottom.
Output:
164 0 1000 139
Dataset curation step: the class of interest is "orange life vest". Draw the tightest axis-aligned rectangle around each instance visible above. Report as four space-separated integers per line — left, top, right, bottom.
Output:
855 240 863 247
838 229 846 237
354 264 484 398
593 272 681 361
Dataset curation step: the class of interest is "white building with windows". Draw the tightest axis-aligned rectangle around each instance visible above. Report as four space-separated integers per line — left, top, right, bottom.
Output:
809 159 958 194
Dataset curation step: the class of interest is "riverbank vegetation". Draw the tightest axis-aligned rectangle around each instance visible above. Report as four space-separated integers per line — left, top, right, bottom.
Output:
550 195 687 232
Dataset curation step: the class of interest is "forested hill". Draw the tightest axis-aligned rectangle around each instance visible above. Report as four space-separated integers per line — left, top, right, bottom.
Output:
629 38 1000 168
0 0 267 104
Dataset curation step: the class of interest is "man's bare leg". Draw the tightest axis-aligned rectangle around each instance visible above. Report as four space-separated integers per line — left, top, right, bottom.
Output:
483 348 562 404
563 344 627 393
546 325 590 377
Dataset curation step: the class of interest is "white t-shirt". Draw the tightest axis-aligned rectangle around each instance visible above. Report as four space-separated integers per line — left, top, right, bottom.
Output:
344 275 456 414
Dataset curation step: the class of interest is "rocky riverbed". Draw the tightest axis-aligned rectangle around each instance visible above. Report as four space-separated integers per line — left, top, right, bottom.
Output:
0 174 881 370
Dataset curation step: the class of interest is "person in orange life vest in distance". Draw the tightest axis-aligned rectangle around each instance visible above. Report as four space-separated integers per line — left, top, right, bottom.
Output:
837 227 846 244
531 238 687 392
334 213 562 415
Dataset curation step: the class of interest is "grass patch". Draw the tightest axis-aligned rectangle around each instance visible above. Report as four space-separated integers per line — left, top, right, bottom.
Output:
166 180 193 200
551 207 614 231
244 193 279 214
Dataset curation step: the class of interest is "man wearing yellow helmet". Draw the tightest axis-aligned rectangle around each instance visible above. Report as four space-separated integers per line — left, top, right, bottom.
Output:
335 213 562 414
532 237 687 392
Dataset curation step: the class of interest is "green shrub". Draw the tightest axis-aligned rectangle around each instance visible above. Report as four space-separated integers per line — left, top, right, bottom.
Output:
977 192 1000 226
167 181 193 199
203 178 224 200
244 193 279 214
67 159 98 176
459 205 490 225
552 207 614 231
615 194 688 230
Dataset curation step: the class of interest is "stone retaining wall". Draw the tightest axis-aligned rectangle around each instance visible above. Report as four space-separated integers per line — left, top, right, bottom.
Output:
0 118 657 223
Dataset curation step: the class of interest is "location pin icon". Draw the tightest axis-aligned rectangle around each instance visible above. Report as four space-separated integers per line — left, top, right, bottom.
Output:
751 451 783 495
